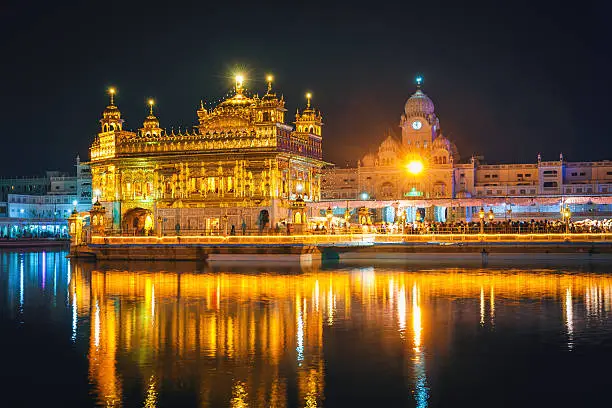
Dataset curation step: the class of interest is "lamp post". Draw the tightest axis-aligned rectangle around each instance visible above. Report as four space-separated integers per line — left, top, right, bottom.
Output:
400 209 407 234
326 206 333 234
478 207 485 234
19 208 25 237
506 207 512 233
344 202 351 233
488 208 495 233
561 205 571 234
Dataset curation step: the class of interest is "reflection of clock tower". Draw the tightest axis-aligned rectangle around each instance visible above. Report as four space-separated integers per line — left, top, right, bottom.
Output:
400 76 439 149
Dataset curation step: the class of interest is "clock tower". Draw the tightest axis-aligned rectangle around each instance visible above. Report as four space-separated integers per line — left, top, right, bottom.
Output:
400 76 439 149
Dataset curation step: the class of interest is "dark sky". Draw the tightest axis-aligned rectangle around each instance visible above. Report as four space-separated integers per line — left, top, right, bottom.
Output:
1 0 611 176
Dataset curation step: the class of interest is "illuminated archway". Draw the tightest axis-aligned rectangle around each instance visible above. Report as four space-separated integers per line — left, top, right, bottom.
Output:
122 208 153 236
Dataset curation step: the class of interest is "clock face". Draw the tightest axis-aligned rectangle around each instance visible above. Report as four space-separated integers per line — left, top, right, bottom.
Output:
412 120 422 130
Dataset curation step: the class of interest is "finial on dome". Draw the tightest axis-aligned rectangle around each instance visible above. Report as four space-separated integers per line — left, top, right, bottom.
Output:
266 75 273 93
108 87 116 105
235 74 244 94
200 100 204 110
148 99 154 115
306 92 312 109
415 75 423 89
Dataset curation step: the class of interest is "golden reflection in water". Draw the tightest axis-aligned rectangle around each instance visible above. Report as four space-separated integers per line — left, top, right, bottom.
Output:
480 286 485 326
565 287 574 350
67 264 612 407
412 281 428 408
230 381 248 408
412 284 422 352
398 285 407 335
490 286 495 326
144 375 158 408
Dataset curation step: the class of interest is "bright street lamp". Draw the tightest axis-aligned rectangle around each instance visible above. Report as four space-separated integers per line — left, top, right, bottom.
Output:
406 160 424 175
478 206 485 234
561 205 571 233
326 206 333 233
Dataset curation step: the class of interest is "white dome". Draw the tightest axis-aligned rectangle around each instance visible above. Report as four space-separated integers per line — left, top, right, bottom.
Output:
432 135 450 150
404 89 435 117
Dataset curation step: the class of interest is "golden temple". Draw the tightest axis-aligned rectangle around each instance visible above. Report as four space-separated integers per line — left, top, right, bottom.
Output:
89 75 326 234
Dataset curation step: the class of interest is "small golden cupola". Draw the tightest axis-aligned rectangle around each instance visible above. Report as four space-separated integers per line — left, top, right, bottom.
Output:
140 99 163 137
196 100 208 124
254 75 287 124
295 92 323 136
100 87 124 132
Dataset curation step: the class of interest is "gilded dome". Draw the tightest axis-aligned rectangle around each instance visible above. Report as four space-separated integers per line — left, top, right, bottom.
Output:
143 114 159 129
103 104 121 120
218 92 253 108
404 89 435 117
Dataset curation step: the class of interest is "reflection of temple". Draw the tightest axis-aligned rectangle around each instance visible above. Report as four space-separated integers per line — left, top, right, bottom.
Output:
89 76 325 234
62 260 612 407
75 265 337 407
320 78 612 223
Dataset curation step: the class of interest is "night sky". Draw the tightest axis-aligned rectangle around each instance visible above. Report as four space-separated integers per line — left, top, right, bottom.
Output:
1 0 610 176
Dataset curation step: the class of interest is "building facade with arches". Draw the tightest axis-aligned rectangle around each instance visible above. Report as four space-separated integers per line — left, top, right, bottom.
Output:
320 80 612 223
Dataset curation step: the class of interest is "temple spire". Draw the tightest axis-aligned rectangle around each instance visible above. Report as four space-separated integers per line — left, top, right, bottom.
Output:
266 75 273 94
306 92 312 109
415 75 423 90
235 74 244 94
148 99 154 115
109 87 116 105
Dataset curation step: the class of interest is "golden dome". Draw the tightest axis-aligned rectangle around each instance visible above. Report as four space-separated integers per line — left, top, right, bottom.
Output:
103 104 121 120
218 92 253 108
143 114 159 129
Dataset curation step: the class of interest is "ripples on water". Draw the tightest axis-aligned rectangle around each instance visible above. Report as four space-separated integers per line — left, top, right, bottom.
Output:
1 250 612 407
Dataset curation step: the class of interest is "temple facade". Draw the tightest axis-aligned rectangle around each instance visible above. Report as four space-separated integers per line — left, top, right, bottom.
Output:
89 76 325 234
319 79 612 223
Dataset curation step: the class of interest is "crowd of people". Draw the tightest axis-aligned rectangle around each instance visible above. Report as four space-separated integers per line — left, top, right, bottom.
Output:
324 218 612 235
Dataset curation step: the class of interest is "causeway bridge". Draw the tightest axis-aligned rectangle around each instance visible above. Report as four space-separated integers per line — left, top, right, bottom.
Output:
71 233 612 262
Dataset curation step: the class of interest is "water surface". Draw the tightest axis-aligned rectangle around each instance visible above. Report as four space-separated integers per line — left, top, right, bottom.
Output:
1 250 612 407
